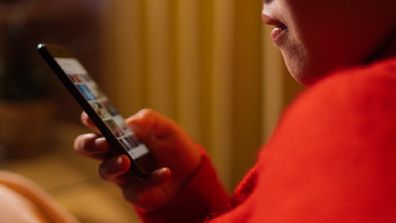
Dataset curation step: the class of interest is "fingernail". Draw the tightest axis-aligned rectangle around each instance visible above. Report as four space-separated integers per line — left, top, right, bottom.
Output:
157 167 168 174
154 167 171 180
109 156 126 174
94 138 108 153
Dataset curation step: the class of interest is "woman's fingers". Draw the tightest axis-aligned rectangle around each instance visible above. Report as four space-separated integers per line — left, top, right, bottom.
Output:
74 134 110 160
99 155 131 183
150 167 172 185
98 155 171 186
126 109 177 141
80 112 100 134
121 167 173 208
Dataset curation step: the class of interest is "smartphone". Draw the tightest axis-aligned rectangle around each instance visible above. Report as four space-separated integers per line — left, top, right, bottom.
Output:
37 43 158 178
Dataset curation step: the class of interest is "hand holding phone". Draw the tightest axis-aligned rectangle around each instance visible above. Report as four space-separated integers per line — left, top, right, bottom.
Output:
38 43 202 210
77 109 202 210
37 43 157 178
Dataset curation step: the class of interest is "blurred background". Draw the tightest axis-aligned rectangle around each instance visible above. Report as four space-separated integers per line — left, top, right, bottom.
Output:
0 0 302 222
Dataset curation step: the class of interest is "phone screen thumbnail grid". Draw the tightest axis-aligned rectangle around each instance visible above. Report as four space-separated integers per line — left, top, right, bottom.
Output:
55 57 149 160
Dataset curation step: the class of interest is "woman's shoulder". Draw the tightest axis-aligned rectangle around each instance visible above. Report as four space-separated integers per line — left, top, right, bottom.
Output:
278 57 396 127
251 57 396 222
266 57 396 151
307 57 396 101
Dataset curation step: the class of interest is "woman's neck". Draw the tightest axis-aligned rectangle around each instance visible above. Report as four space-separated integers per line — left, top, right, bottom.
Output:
365 27 396 64
381 29 396 59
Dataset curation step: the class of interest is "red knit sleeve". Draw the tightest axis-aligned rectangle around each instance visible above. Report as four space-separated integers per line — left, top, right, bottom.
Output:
208 58 396 223
136 149 230 223
139 58 396 223
249 58 396 222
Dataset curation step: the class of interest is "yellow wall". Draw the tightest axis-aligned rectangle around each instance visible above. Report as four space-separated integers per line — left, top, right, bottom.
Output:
102 0 302 190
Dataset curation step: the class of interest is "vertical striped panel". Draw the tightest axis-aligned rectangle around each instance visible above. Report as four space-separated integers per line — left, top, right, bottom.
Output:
144 0 173 117
100 0 115 98
231 0 263 187
211 0 234 189
105 0 294 191
103 0 144 116
176 0 200 140
197 0 214 155
262 26 284 140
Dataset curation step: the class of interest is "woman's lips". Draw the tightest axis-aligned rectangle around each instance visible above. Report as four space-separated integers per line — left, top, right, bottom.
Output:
271 23 288 45
262 13 288 45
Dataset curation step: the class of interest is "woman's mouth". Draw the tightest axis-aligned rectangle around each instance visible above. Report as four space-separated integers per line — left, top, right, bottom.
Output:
271 23 288 44
262 13 288 45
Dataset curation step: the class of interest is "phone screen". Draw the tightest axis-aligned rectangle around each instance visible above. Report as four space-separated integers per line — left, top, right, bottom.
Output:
38 44 157 178
55 58 150 160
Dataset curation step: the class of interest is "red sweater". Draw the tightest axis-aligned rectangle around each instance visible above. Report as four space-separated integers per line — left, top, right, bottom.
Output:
138 57 396 222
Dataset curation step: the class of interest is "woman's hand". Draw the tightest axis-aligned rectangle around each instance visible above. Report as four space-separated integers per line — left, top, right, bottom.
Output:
74 109 201 211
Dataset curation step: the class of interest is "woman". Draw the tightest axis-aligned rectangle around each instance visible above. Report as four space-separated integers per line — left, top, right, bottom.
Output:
75 0 396 222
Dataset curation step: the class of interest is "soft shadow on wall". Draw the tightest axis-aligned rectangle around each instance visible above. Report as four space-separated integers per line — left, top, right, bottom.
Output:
0 0 104 158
